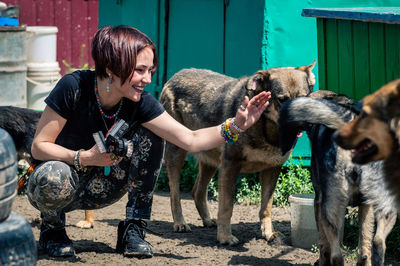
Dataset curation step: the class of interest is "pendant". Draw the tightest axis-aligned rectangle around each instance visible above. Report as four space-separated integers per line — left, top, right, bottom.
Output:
104 166 111 176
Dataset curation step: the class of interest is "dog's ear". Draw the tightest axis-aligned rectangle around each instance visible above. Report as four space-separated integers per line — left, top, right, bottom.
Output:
387 81 400 138
247 70 271 92
297 59 316 88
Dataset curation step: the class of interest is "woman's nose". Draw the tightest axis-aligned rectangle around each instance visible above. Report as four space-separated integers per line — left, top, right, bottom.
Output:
142 71 152 84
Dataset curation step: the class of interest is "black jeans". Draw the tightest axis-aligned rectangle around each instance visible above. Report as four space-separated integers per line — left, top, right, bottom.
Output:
27 126 165 227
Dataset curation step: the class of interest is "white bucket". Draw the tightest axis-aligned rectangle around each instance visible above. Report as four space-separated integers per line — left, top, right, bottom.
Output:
26 26 58 63
26 62 61 110
289 193 319 249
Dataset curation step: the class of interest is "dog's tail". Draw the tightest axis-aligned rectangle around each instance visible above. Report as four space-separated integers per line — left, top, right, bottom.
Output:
278 97 348 155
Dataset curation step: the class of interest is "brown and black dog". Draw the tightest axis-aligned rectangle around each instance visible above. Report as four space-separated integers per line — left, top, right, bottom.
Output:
159 61 316 245
333 78 400 208
0 106 94 228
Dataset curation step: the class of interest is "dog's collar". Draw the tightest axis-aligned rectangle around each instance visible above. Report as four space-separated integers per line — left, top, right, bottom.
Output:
350 101 363 115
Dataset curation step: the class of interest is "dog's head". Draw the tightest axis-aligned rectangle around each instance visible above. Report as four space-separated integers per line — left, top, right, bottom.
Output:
333 79 400 164
247 60 316 121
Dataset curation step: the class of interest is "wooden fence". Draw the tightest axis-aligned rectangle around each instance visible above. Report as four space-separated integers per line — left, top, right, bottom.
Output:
3 0 98 75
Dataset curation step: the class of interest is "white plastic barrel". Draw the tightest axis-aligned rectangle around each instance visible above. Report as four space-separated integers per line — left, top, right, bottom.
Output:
289 193 319 249
26 62 60 110
26 26 58 63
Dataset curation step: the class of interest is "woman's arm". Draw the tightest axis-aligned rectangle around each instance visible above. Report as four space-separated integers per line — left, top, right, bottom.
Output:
31 106 116 167
31 106 75 163
143 91 271 153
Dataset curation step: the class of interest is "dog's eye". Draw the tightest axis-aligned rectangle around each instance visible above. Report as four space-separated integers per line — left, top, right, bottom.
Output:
277 96 290 103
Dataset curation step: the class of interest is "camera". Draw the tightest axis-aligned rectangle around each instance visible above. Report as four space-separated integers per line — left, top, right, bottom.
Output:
93 119 134 158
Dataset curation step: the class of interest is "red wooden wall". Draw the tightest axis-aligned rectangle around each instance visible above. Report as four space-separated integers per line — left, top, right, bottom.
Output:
3 0 98 75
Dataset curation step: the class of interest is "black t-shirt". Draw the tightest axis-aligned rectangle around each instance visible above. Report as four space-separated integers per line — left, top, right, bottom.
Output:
44 70 164 151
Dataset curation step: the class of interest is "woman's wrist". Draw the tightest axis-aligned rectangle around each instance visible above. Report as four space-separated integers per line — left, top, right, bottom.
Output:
220 118 244 144
73 149 87 172
230 118 245 134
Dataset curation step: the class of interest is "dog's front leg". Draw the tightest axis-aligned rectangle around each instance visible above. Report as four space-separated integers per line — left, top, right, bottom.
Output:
165 146 190 232
217 161 241 245
259 166 281 241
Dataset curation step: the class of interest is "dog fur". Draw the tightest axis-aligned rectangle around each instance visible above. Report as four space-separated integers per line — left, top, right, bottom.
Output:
159 61 316 245
334 78 400 209
0 106 94 229
278 91 397 266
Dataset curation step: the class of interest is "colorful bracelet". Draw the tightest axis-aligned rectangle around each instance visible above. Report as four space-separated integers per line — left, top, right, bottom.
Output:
73 149 86 172
220 118 240 144
231 118 245 133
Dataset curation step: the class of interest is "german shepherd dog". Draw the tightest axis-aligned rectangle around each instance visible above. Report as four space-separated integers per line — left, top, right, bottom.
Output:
334 78 400 209
278 90 397 266
0 106 95 229
159 61 316 245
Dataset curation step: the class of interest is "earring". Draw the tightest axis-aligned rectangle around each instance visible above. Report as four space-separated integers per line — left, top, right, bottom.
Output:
107 75 112 93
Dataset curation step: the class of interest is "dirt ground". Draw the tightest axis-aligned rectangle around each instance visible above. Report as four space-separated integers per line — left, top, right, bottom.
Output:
11 192 400 266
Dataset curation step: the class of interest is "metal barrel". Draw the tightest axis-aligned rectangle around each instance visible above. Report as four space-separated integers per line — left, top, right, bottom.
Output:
0 26 27 107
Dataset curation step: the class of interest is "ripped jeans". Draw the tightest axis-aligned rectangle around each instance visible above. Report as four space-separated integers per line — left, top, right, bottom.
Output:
27 126 165 227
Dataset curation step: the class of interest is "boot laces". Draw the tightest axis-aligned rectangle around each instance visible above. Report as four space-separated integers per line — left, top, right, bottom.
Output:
123 220 152 247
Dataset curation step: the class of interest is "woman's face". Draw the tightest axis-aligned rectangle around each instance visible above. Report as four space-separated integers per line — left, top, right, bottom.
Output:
113 47 154 102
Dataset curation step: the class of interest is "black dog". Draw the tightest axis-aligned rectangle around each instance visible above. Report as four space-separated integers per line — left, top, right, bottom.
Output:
278 91 397 266
0 106 41 165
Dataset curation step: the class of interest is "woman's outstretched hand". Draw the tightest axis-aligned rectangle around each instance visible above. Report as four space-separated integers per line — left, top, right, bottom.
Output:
234 91 271 131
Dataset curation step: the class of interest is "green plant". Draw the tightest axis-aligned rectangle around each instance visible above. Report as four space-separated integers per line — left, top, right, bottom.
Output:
273 157 314 207
311 243 319 254
236 177 261 205
342 244 358 263
208 176 218 201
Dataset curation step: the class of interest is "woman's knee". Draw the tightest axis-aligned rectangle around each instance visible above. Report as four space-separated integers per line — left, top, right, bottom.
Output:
27 161 78 211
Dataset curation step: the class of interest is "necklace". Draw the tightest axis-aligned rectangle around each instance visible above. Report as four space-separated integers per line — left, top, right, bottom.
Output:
94 77 123 120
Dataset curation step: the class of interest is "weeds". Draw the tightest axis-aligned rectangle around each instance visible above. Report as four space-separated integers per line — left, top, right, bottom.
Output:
273 157 313 207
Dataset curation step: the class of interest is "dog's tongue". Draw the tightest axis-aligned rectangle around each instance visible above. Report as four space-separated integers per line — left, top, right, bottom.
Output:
297 132 303 138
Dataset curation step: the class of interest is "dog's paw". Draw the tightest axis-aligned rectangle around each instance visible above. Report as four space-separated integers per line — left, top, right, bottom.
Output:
218 234 240 246
202 218 217 228
267 232 284 245
75 220 94 229
173 223 191 232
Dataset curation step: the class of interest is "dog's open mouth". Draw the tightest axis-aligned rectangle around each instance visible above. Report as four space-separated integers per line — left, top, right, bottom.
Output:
351 138 377 164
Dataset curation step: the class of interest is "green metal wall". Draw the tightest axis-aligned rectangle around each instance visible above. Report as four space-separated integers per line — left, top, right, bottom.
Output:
98 0 400 165
262 0 400 163
317 18 400 100
99 0 264 98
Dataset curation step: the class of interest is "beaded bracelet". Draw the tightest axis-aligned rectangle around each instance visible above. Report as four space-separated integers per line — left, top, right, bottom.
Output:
231 118 245 134
73 149 86 172
220 118 240 144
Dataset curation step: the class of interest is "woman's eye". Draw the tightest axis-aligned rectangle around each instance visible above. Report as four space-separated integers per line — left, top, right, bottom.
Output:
135 69 144 73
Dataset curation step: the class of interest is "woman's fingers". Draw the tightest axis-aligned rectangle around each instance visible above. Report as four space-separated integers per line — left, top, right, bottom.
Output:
239 96 250 111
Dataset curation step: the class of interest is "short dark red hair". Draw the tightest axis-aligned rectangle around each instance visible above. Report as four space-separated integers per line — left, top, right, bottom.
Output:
91 25 158 85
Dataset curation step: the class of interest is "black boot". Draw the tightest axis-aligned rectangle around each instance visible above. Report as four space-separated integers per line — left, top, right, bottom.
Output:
39 223 75 257
116 219 153 258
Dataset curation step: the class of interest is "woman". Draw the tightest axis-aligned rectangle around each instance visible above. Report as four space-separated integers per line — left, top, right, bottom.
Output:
28 25 271 259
